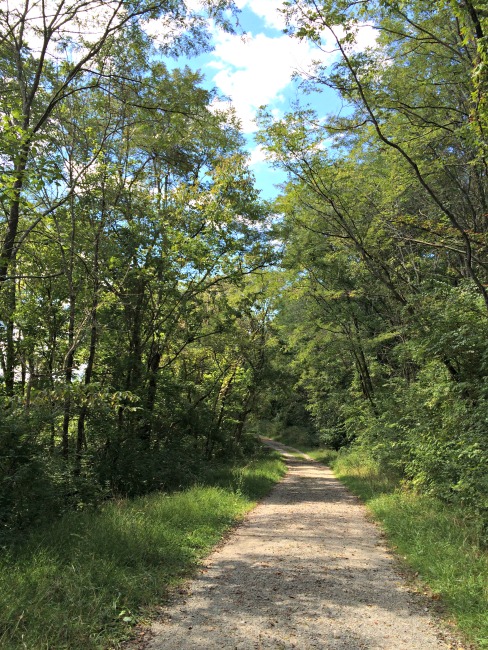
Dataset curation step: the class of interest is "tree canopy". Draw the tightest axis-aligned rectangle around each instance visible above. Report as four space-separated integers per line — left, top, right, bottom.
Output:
1 0 487 544
256 0 488 536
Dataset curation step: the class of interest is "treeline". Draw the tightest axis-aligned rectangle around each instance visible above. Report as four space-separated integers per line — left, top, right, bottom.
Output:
0 1 273 535
258 0 488 537
2 0 488 544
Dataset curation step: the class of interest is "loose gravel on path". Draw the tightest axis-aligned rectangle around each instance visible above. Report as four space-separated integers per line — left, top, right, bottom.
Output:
145 441 455 649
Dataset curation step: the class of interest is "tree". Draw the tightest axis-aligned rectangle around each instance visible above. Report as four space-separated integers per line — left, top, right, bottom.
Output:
0 0 239 395
0 1 278 531
277 0 488 305
257 0 488 529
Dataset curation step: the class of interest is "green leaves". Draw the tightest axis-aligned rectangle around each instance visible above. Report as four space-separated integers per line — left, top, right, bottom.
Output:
256 0 488 535
0 0 275 538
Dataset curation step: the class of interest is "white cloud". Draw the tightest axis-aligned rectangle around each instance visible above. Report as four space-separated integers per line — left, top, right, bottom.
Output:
142 16 187 49
142 0 220 49
3 1 127 61
248 144 267 166
208 30 326 132
334 22 379 52
237 2 378 48
203 1 379 134
355 23 379 51
236 0 287 31
184 0 206 11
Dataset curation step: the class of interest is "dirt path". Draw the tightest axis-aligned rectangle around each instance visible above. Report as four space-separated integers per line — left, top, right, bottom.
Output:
144 441 455 649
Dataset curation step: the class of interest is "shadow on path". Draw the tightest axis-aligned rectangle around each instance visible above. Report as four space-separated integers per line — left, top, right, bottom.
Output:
145 439 449 650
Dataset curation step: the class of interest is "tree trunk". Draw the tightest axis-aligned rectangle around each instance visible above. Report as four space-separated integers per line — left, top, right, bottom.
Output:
75 231 100 475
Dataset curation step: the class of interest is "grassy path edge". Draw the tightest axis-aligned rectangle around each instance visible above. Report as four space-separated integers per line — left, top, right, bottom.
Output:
0 450 286 650
267 437 487 649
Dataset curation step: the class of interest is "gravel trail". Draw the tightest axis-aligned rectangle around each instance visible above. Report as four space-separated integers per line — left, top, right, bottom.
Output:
145 441 453 649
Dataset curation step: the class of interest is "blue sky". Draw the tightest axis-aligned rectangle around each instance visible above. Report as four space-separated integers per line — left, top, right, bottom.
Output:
10 0 376 200
12 0 376 201
170 1 377 201
144 0 340 200
183 1 329 201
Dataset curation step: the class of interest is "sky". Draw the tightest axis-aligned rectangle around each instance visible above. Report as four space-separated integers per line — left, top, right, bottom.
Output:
177 1 329 201
168 1 378 201
5 0 298 200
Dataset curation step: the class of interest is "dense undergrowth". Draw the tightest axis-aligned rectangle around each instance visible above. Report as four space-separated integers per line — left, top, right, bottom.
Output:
0 447 285 650
268 427 488 649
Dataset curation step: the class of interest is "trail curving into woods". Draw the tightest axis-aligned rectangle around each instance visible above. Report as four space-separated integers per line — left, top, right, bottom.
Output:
141 441 458 649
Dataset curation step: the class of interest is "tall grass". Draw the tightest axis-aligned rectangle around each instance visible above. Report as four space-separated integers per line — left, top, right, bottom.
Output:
0 451 286 650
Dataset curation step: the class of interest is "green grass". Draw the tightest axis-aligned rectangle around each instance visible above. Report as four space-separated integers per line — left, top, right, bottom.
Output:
303 448 339 467
0 450 286 650
368 492 488 647
332 450 488 649
270 437 488 648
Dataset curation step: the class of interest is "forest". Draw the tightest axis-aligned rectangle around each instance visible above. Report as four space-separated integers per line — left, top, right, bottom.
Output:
0 0 487 554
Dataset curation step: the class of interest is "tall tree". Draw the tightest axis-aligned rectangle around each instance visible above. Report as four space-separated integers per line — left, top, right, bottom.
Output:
257 0 488 527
